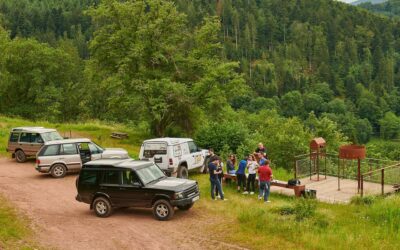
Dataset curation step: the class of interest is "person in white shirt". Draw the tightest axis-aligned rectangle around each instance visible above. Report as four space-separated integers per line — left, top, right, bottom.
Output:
246 154 259 195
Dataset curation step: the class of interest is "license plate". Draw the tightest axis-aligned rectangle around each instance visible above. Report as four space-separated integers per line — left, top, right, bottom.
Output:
192 196 199 202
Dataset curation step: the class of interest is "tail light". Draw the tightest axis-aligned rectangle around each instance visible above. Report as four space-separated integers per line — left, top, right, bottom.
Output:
169 158 173 165
36 159 40 165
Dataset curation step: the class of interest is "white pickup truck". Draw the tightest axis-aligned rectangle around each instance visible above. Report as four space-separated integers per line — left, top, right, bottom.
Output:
138 138 209 178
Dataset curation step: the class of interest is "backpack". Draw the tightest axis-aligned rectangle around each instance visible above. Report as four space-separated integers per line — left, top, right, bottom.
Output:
288 179 300 186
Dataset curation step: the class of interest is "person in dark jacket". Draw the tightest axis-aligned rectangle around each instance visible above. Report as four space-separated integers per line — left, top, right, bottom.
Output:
203 148 215 174
208 156 226 201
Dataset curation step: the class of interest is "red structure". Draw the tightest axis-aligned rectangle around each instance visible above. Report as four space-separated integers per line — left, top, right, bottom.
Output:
309 138 327 181
338 145 366 192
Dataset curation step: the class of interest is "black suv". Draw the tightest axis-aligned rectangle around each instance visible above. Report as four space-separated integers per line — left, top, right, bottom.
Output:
75 159 200 220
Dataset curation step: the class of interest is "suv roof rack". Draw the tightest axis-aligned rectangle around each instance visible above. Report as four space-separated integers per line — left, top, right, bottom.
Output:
12 127 46 131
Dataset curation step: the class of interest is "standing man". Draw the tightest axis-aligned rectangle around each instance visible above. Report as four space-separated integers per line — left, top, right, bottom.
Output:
203 148 215 174
255 143 266 161
258 159 273 203
208 156 226 201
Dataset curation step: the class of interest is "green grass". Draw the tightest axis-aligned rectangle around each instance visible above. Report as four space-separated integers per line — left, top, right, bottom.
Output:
0 196 37 249
192 173 400 249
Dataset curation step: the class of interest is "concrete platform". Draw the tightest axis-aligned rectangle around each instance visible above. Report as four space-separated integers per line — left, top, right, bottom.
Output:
270 175 397 203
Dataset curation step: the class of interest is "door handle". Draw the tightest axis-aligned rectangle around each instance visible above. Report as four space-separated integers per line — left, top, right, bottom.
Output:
119 187 126 190
58 158 64 160
100 186 107 190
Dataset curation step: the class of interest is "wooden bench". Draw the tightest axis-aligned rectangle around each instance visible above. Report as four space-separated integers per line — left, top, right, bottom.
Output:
223 174 305 197
110 132 129 139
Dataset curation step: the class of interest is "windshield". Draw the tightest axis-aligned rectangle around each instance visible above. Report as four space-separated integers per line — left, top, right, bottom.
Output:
41 131 63 142
136 164 165 185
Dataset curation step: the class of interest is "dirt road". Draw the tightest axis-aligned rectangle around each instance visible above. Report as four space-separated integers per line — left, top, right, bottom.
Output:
0 158 243 250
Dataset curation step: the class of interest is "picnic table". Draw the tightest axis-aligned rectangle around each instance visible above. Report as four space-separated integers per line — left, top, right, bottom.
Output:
110 132 129 139
223 173 305 197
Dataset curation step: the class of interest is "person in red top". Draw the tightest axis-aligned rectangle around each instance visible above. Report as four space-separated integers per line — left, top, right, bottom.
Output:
258 159 273 203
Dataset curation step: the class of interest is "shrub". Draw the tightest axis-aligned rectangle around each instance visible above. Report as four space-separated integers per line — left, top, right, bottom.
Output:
294 199 317 221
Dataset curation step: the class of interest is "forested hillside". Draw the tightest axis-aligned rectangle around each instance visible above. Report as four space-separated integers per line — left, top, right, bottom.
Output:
359 0 400 17
1 0 400 167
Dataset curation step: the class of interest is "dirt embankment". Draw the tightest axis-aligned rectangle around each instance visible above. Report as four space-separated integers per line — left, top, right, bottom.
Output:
0 158 246 250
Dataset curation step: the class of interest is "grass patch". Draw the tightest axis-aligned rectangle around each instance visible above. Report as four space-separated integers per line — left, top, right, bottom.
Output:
0 196 37 249
192 173 400 249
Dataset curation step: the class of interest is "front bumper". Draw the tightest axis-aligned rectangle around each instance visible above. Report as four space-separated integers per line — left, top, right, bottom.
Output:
35 165 50 173
171 194 200 206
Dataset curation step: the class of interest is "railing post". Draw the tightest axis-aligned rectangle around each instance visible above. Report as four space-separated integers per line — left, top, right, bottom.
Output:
338 157 340 191
381 168 384 195
361 174 364 197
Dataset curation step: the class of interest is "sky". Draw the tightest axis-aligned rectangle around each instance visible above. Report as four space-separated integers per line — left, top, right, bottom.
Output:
337 0 354 3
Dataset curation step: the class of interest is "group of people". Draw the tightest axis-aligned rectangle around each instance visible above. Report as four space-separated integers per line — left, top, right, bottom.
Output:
207 143 273 203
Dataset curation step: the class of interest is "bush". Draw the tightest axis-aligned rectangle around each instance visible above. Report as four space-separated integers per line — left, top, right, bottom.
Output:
195 121 248 154
294 199 317 221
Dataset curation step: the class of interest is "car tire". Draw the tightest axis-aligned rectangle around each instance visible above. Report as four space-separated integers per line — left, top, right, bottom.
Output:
153 199 174 221
50 164 67 178
93 197 113 218
177 203 193 211
15 150 26 163
178 165 188 179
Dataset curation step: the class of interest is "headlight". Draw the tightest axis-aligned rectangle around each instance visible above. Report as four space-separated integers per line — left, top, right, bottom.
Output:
174 192 184 199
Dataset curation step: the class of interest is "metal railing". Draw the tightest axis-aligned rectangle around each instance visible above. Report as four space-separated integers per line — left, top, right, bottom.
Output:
361 163 400 197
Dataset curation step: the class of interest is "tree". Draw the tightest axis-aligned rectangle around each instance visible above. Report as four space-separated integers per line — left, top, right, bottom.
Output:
379 112 400 139
281 90 304 118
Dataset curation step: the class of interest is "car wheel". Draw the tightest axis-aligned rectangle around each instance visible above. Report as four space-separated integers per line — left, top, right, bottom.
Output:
153 199 174 221
15 150 26 163
50 164 67 178
178 165 188 179
93 197 113 218
177 203 193 211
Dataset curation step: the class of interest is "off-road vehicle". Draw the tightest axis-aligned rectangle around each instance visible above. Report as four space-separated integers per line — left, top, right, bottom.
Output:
138 138 209 178
6 127 63 162
75 159 200 220
35 138 129 178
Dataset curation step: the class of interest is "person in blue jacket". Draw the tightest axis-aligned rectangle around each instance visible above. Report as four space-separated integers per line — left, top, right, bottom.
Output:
236 156 248 194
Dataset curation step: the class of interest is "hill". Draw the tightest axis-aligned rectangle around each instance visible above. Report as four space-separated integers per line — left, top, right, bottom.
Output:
358 0 400 17
352 0 388 6
1 0 400 153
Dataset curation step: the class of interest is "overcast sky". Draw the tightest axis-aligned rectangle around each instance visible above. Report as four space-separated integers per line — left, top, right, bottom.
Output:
337 0 354 3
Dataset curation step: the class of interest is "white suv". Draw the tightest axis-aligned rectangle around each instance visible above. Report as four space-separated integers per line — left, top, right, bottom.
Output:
138 138 208 178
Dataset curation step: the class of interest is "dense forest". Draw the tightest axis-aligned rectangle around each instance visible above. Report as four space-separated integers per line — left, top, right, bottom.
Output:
1 0 400 168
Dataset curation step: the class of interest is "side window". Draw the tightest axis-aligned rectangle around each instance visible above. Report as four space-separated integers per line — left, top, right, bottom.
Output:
121 170 141 185
102 170 120 185
88 143 101 154
30 133 43 143
19 133 31 143
188 141 198 153
42 145 60 156
60 144 78 155
9 133 19 142
80 170 97 185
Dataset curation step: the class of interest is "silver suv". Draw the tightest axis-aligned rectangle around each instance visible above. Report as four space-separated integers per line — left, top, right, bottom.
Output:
35 138 129 178
6 127 63 162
